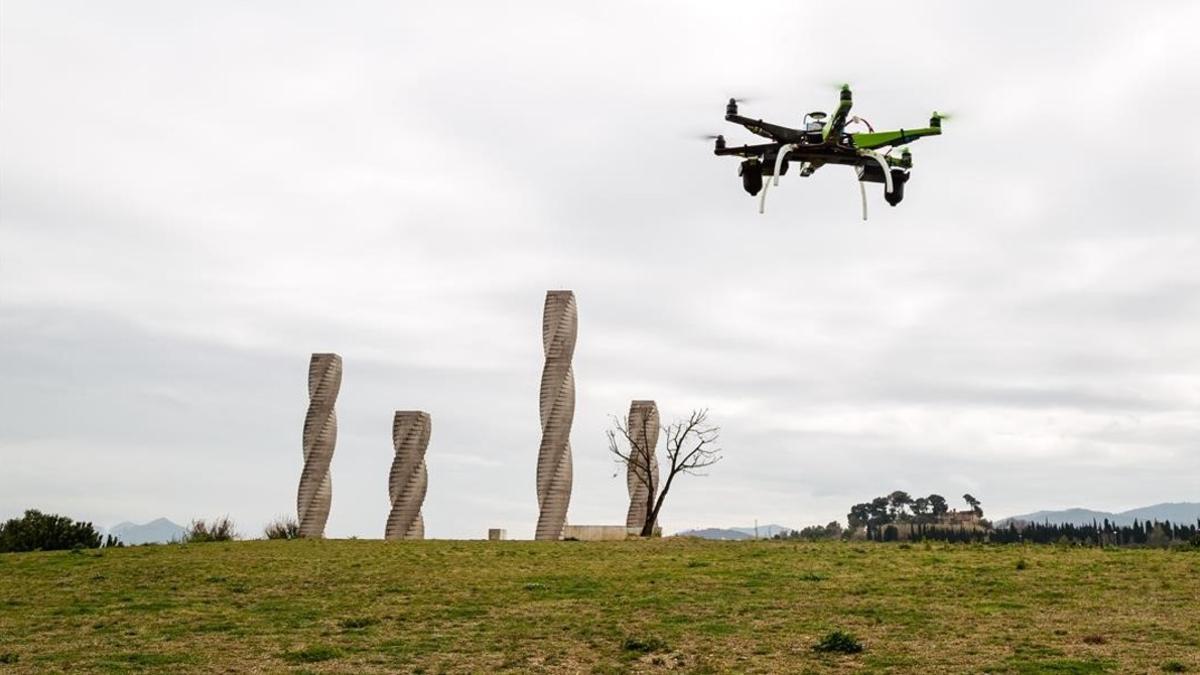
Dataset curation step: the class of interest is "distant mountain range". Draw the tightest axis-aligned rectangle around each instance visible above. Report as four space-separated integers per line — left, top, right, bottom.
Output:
997 503 1200 527
675 524 791 540
107 518 186 545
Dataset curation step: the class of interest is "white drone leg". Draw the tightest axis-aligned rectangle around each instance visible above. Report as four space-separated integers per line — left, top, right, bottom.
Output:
760 144 796 214
859 180 868 221
859 150 893 194
772 144 793 187
758 172 770 214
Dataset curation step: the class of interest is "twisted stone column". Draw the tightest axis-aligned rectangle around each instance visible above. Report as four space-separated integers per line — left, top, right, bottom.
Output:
299 353 341 538
386 411 430 540
535 290 576 540
625 400 661 531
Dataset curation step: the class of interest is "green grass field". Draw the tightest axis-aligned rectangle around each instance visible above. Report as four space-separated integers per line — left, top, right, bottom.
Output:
1 539 1197 673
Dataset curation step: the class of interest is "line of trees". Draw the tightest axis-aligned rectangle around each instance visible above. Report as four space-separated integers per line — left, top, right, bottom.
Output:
777 517 1199 547
774 521 845 541
976 519 1198 546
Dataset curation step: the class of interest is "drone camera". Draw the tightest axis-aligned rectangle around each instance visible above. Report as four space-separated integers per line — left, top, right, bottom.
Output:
738 159 763 196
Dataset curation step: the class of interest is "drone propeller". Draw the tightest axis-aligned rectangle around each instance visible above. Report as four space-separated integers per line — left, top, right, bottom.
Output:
929 110 954 129
687 133 727 151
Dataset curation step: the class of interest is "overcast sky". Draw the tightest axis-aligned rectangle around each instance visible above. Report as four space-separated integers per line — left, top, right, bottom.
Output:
2 2 1198 539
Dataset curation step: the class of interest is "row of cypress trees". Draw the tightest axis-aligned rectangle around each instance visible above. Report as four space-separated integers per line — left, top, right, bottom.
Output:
879 519 1200 546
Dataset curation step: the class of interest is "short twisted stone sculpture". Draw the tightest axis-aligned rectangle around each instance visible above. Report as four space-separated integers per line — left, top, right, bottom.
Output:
625 400 661 530
386 411 430 540
535 290 576 540
299 353 341 538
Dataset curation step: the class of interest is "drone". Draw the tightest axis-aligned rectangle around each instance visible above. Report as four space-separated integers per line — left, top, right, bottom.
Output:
711 85 945 218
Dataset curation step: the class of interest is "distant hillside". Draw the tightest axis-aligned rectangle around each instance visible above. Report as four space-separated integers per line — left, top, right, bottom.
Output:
675 528 753 540
108 518 186 545
997 503 1200 527
675 524 792 540
729 524 791 538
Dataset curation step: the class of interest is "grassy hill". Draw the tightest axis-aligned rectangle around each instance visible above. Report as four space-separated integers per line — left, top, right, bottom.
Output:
1 539 1197 672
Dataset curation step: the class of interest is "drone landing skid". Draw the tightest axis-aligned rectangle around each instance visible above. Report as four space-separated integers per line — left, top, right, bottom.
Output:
757 165 873 221
757 144 797 215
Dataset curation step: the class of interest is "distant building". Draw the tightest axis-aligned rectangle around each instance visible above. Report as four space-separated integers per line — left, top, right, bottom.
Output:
943 510 982 525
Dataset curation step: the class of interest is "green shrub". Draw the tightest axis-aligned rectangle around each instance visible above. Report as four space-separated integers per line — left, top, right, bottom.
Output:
1162 661 1188 673
0 652 18 664
185 517 237 543
1016 558 1029 570
813 630 864 654
263 516 300 540
0 510 103 553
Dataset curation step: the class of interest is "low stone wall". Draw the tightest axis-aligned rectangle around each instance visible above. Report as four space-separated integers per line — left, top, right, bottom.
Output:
562 525 639 541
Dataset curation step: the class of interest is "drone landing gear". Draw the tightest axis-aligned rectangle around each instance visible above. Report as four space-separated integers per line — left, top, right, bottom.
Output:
858 150 893 195
756 144 798 214
855 153 910 219
884 175 905 206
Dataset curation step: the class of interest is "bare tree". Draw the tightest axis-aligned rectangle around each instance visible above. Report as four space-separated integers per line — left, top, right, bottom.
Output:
608 408 723 537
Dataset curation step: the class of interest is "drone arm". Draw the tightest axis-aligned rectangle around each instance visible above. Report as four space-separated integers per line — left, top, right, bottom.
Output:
822 86 854 141
714 141 780 158
851 126 941 151
724 114 803 142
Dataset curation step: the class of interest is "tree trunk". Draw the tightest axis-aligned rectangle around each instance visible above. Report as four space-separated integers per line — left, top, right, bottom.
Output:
639 472 656 536
642 471 676 537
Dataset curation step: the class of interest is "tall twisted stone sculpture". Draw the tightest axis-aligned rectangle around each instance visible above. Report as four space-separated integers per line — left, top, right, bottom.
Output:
386 411 430 540
625 400 661 531
535 290 576 540
299 353 341 538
